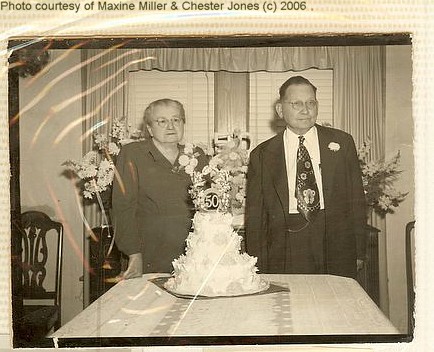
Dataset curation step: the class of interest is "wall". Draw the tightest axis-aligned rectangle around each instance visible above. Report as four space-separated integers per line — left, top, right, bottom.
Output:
19 50 84 324
384 45 414 333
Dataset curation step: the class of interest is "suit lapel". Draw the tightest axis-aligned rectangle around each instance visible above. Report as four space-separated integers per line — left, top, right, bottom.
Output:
263 132 290 217
260 126 339 219
317 125 338 204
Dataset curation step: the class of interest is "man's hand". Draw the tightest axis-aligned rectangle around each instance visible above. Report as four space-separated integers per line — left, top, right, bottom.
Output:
117 253 143 281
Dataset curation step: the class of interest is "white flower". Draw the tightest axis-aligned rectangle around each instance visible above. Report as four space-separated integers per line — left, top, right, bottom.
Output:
110 117 128 140
378 195 393 210
185 164 195 175
202 165 212 175
232 174 245 185
184 142 194 155
84 180 97 194
78 164 97 179
235 193 245 202
98 159 114 174
108 142 120 155
82 151 98 163
189 158 198 168
229 152 239 161
178 154 190 166
94 133 108 147
328 142 340 152
209 157 222 168
83 190 93 199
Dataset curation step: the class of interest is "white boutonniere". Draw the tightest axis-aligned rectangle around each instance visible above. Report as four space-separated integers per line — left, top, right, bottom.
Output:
328 142 340 152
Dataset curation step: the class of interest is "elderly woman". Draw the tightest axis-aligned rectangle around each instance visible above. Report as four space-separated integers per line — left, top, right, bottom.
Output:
112 99 207 279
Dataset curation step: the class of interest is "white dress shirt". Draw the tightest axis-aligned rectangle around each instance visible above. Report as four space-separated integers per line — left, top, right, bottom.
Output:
283 126 325 213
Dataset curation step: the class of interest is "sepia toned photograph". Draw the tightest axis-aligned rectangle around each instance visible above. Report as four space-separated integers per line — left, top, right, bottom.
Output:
9 35 413 348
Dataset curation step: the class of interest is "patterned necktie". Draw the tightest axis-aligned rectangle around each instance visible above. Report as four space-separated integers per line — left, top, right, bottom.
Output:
295 136 320 222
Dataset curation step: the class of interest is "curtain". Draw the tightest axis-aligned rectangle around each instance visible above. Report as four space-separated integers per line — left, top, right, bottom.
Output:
81 45 385 226
81 49 129 229
332 46 385 158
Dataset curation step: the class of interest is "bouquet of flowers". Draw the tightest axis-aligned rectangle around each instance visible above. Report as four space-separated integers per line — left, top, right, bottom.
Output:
177 131 249 214
358 139 408 217
62 117 142 206
209 134 249 211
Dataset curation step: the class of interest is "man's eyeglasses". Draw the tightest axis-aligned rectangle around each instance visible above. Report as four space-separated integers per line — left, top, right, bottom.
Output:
284 100 318 111
153 117 184 128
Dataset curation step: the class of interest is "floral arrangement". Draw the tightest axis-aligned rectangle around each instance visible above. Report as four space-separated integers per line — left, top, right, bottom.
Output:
212 135 249 211
177 131 249 214
358 139 408 217
63 117 142 203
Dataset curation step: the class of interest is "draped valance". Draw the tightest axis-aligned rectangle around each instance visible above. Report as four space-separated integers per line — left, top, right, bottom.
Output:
88 46 335 73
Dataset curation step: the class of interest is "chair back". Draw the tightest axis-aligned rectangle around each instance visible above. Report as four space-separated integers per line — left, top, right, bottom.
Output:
20 211 63 307
405 220 415 335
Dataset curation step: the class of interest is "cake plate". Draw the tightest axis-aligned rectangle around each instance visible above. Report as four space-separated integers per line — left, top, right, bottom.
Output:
149 277 289 300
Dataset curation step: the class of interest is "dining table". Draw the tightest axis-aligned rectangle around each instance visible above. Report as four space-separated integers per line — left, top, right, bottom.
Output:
51 273 400 347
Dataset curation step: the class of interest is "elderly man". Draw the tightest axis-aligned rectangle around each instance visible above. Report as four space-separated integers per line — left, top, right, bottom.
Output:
246 76 366 278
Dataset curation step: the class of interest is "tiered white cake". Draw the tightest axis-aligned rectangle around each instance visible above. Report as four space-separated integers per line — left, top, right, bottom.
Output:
164 211 269 297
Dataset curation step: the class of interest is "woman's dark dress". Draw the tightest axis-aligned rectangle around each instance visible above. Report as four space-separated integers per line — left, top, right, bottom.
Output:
112 139 207 273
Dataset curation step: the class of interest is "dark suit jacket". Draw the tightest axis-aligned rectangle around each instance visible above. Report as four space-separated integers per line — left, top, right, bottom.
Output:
112 140 207 273
245 124 366 278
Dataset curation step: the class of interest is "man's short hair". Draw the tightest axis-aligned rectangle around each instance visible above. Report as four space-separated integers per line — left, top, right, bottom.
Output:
279 76 318 100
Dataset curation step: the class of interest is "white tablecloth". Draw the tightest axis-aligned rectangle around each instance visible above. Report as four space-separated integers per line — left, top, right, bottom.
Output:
52 274 398 338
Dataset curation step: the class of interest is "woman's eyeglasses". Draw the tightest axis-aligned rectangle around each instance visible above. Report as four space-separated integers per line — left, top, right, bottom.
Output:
153 117 184 128
284 100 318 111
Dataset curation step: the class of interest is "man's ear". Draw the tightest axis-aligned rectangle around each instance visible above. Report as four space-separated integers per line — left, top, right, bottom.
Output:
275 102 283 119
146 124 153 137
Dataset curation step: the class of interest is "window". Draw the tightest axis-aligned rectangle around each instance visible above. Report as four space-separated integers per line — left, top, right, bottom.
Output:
128 69 333 149
128 70 215 145
249 69 333 146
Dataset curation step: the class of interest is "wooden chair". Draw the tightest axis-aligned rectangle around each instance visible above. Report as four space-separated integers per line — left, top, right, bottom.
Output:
19 211 63 343
405 220 415 335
